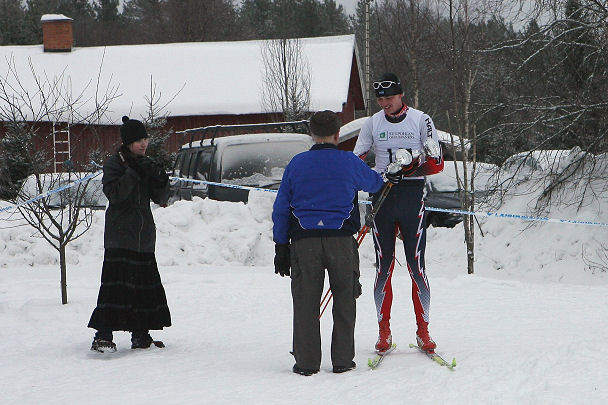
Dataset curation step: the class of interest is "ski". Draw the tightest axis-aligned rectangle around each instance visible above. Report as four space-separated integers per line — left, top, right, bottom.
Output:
368 343 397 369
408 344 456 370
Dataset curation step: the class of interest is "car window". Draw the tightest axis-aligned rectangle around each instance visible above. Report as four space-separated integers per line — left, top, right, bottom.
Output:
186 151 200 178
182 152 196 179
220 141 308 187
195 149 213 181
173 152 185 177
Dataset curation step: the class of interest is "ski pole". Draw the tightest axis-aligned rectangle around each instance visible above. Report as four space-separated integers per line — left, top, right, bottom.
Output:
319 182 394 319
358 182 393 240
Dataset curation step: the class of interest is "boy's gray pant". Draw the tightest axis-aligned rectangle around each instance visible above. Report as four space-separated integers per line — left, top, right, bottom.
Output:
290 235 361 370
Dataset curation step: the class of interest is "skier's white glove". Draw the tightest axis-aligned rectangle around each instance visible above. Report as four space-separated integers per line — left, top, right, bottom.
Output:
423 138 441 159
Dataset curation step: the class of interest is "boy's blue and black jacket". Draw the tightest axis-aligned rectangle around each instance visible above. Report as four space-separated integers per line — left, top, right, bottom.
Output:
272 143 384 244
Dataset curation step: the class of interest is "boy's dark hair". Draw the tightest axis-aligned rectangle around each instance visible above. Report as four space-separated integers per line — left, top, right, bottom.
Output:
309 110 341 138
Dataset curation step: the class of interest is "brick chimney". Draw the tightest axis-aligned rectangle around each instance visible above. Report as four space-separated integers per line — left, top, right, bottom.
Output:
41 14 73 52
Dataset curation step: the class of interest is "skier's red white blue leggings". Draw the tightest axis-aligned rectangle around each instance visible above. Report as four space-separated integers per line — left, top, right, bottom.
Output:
371 180 430 329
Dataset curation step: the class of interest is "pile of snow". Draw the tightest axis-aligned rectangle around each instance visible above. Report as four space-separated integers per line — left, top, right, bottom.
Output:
2 152 607 279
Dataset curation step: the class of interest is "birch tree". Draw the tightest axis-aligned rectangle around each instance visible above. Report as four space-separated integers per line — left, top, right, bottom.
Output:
260 37 312 121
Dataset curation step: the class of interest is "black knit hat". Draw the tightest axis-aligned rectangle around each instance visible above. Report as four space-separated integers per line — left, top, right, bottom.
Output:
120 116 148 145
373 72 403 97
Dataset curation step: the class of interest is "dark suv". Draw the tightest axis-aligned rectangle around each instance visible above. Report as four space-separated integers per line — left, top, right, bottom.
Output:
423 179 463 228
169 122 313 203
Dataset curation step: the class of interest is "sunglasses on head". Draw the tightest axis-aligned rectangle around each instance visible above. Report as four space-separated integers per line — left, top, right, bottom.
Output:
373 80 399 89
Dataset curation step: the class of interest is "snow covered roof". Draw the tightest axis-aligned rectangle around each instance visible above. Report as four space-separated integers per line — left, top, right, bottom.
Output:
0 35 359 125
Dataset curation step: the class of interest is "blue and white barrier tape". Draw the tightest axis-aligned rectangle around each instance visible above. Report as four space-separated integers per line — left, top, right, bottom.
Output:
425 206 608 227
3 173 606 228
171 177 608 228
0 171 102 214
170 177 283 195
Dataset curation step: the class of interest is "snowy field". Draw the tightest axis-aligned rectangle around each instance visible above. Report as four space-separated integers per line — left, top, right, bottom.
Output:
1 167 608 404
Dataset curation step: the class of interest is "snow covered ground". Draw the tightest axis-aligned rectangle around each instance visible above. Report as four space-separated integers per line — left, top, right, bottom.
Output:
1 171 608 404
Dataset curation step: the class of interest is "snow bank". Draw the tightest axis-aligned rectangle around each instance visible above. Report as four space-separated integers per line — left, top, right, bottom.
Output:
1 151 607 285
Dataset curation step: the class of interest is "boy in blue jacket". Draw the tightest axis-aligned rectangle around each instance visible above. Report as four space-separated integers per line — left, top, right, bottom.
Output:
272 110 384 376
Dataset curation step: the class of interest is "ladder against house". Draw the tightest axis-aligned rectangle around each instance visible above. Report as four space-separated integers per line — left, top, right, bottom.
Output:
52 122 71 173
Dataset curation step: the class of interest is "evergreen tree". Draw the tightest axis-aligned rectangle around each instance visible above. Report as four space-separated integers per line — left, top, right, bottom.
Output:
319 0 351 35
563 0 593 92
23 0 95 46
164 0 240 42
94 0 119 22
145 115 175 172
23 0 52 43
122 0 166 44
0 0 32 45
239 0 350 40
270 0 299 38
92 0 123 45
297 0 322 37
56 0 96 46
238 0 273 39
0 123 45 199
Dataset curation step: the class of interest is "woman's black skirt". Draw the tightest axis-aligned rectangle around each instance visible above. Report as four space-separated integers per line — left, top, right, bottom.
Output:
88 248 171 332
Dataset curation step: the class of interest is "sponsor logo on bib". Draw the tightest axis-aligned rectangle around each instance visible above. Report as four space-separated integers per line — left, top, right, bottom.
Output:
378 131 416 140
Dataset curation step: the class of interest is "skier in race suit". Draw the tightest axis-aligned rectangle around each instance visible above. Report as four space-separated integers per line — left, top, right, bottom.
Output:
353 73 444 353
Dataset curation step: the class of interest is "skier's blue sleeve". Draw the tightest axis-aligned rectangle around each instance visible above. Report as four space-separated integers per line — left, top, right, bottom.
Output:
272 165 293 245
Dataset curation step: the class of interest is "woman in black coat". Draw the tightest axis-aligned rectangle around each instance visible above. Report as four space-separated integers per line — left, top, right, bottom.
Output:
88 116 171 352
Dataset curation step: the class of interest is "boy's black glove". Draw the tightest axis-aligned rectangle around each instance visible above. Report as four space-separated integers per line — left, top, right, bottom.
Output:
133 156 168 186
274 244 291 277
384 170 403 184
136 156 158 176
124 155 150 180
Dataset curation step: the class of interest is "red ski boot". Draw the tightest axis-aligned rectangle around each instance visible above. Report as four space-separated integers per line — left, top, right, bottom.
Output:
375 323 392 354
416 322 436 352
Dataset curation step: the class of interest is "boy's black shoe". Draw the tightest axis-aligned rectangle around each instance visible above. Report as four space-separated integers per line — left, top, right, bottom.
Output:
292 364 319 376
333 361 356 373
90 338 117 353
131 333 164 349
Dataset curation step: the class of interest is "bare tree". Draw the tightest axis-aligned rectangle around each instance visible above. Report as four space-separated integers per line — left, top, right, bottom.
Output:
0 56 119 304
583 241 608 274
260 38 312 121
481 0 608 208
443 0 481 274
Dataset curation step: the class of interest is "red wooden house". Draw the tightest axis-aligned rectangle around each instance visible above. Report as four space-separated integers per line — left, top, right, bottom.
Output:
0 15 365 172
